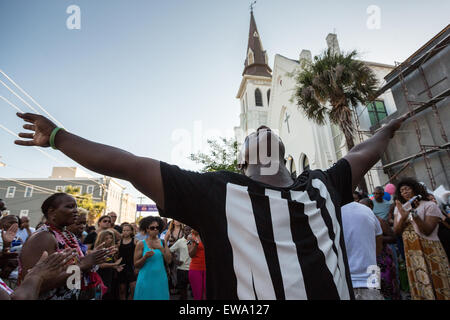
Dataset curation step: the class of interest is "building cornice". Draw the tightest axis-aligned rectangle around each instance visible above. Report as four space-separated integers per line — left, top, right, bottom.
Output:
236 74 272 99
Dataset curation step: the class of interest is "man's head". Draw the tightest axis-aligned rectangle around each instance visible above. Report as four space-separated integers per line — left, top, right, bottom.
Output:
238 126 286 176
359 198 374 210
161 217 168 230
373 186 385 202
352 191 362 202
0 199 6 212
108 212 117 225
184 226 192 239
20 216 30 229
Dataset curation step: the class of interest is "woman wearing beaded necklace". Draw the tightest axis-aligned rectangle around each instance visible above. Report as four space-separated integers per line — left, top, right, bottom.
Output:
19 193 113 300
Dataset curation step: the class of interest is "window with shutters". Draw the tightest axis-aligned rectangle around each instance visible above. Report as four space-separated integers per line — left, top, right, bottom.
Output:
367 101 388 126
6 186 16 198
24 186 33 198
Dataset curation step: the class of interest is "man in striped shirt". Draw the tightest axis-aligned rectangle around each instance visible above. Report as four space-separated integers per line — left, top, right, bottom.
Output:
14 112 408 299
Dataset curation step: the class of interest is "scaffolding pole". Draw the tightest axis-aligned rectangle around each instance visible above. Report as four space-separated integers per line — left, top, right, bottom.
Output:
418 65 450 160
393 60 437 189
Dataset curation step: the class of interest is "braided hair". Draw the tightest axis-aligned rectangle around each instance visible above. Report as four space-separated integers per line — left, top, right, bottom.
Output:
41 193 68 218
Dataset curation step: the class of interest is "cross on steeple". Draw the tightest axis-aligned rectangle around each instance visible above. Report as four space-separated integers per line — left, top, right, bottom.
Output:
284 112 291 133
250 1 257 12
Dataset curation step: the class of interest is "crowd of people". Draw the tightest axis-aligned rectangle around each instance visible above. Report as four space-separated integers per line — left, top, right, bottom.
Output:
345 179 450 300
0 197 206 300
0 111 448 300
1 177 448 300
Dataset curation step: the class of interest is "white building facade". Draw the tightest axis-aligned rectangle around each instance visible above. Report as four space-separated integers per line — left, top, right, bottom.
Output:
235 13 398 192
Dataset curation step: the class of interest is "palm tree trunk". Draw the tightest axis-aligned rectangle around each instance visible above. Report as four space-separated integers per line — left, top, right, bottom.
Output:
340 124 368 194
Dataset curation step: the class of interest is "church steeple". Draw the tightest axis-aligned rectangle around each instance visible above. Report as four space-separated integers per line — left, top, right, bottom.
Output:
242 10 272 77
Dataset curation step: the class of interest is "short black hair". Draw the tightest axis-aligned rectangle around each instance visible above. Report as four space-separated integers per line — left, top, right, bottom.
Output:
395 177 429 204
359 198 374 210
41 193 68 218
353 191 362 201
0 198 6 211
87 226 96 233
139 216 163 233
0 215 20 229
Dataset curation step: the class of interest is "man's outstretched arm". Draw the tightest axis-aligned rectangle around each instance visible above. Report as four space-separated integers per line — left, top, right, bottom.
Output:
14 112 165 209
344 113 409 191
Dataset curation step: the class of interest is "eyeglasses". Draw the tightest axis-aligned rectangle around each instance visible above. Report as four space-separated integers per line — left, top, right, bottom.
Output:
102 220 111 223
149 226 159 231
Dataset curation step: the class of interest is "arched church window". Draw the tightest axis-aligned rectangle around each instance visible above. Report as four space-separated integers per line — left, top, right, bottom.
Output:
255 88 263 107
267 89 271 104
248 49 254 65
302 155 310 171
287 155 297 179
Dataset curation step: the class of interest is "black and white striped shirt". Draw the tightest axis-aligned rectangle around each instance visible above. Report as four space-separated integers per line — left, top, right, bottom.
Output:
159 158 355 300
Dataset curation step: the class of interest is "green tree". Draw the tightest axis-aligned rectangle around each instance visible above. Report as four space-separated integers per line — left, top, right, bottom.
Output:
65 186 106 225
293 49 378 192
189 137 240 173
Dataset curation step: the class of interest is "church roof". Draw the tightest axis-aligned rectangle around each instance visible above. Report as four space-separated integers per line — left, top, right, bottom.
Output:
242 11 272 78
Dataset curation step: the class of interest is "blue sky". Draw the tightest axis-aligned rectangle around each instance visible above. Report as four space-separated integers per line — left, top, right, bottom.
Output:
0 0 449 202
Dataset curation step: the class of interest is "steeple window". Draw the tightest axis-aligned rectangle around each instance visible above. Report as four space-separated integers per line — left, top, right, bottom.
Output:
255 88 263 107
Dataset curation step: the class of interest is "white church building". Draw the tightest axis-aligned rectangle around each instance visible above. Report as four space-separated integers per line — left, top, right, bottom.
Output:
234 11 398 192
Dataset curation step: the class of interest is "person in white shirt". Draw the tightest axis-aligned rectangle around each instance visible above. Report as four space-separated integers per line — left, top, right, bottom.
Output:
341 201 384 300
169 226 192 300
16 217 35 244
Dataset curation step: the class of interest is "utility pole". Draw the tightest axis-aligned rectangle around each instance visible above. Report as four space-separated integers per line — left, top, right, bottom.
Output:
136 196 145 222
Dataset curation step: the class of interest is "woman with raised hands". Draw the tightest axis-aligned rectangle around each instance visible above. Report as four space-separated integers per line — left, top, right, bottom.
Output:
1 249 73 300
19 193 114 300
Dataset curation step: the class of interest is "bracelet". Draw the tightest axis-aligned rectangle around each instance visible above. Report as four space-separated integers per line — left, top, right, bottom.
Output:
49 127 65 150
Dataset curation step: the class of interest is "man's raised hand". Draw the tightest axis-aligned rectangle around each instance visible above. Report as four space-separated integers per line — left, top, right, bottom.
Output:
14 113 57 147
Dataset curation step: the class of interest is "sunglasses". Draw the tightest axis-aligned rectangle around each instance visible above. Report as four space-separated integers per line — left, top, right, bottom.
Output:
149 226 159 231
102 220 111 223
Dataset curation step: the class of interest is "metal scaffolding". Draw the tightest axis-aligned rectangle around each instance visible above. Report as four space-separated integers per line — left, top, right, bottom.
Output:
381 39 450 190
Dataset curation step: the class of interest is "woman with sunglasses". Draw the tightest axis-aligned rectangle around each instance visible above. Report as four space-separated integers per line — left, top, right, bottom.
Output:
84 215 112 252
134 216 171 300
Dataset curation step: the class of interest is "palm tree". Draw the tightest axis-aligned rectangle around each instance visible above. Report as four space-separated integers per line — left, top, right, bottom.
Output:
293 49 378 192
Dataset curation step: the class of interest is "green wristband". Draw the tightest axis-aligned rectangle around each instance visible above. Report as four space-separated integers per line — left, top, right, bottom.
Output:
49 127 65 150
